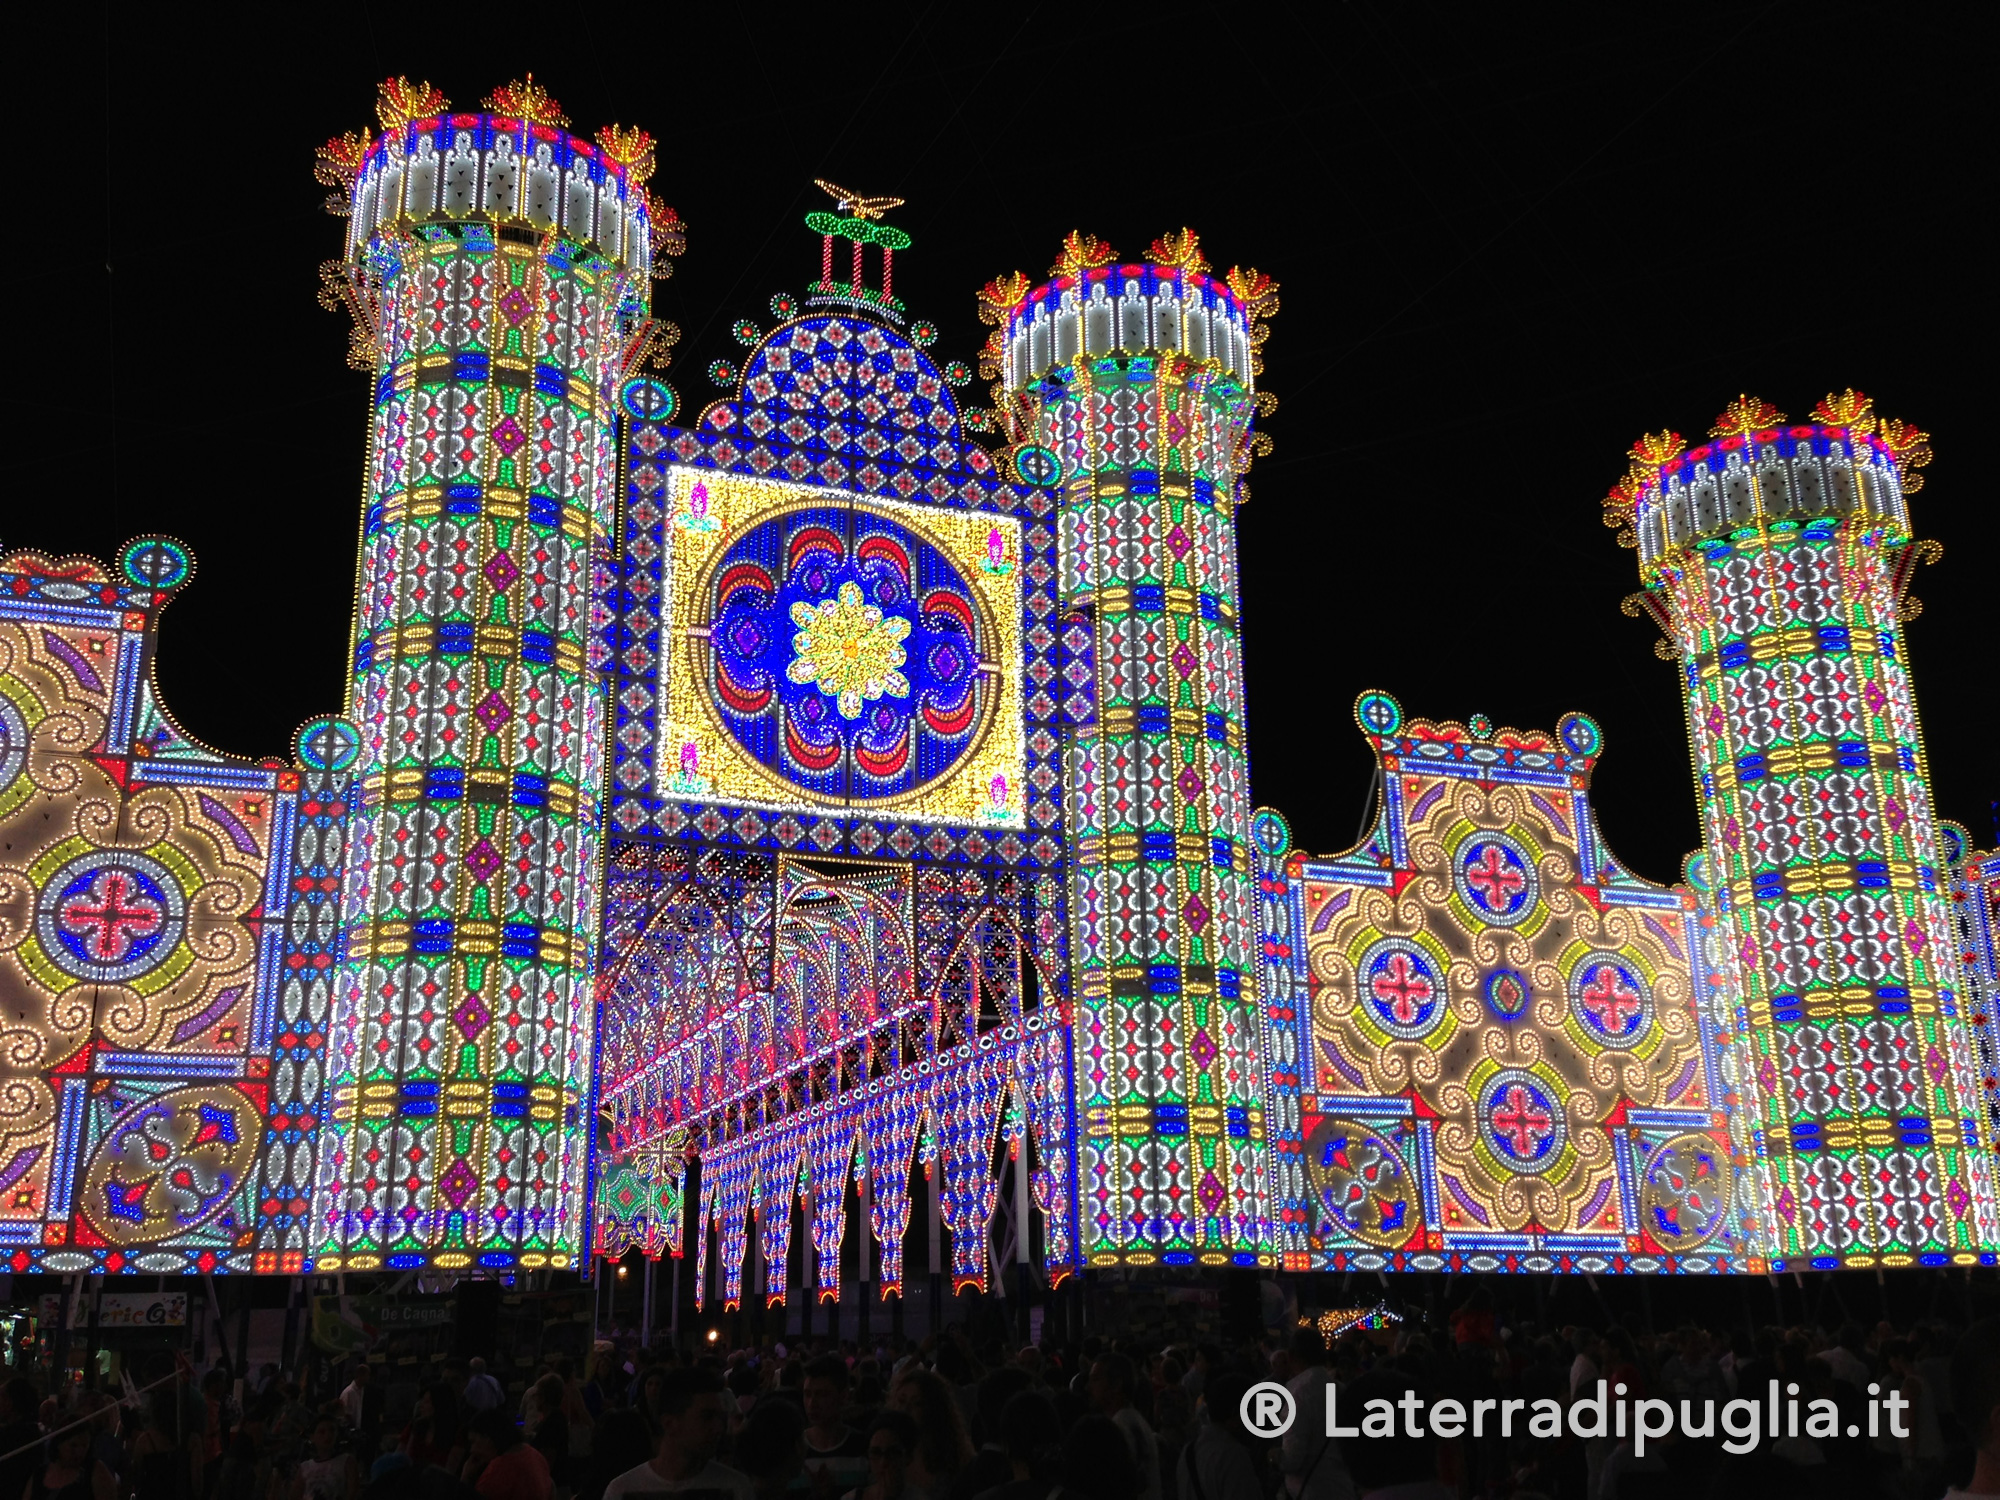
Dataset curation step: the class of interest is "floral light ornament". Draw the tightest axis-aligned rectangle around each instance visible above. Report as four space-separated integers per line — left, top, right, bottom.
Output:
979 773 1012 823
676 480 719 533
786 581 911 720
980 527 1012 576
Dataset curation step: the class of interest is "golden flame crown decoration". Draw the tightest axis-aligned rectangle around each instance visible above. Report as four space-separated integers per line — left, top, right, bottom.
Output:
1600 391 1936 546
484 74 569 128
376 76 448 130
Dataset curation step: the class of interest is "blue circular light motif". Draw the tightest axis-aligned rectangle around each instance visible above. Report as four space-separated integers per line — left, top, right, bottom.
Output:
296 716 362 773
1484 968 1531 1023
1558 712 1602 758
1355 691 1402 736
120 538 190 590
703 506 994 802
1014 445 1062 487
1479 1069 1566 1174
621 378 676 423
1358 938 1446 1042
1454 833 1537 926
1569 952 1652 1044
34 850 187 985
1251 808 1292 859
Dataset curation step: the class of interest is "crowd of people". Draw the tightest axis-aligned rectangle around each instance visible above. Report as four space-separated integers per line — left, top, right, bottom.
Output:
1 1294 1994 1500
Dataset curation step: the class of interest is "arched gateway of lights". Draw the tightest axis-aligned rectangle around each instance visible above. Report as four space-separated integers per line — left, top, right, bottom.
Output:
0 78 1994 1303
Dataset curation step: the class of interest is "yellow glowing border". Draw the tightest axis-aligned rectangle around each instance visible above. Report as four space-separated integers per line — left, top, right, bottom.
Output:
655 467 1025 827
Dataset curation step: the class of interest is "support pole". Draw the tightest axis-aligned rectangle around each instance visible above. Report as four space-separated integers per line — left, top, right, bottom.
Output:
641 1256 654 1349
928 1157 943 1334
670 1253 682 1352
1014 1133 1034 1341
801 1191 814 1344
858 1170 873 1350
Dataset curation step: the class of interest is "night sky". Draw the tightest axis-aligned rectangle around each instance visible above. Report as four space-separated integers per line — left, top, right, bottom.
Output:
18 6 1993 885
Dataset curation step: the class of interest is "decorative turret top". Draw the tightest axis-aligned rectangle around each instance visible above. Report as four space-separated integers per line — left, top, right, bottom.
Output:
803 180 913 323
1601 390 1933 579
315 76 685 279
976 229 1279 394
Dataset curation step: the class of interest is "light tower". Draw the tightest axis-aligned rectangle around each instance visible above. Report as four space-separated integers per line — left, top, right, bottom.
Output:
978 231 1278 1265
1608 392 1998 1267
311 77 677 1271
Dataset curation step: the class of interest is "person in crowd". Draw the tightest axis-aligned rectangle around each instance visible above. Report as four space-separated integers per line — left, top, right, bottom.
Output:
633 1368 670 1438
401 1382 463 1472
884 1369 969 1500
1087 1356 1158 1500
1569 1328 1603 1396
1051 1415 1137 1500
1281 1329 1354 1500
463 1410 553 1500
843 1413 919 1500
464 1361 506 1415
25 1420 113 1500
1341 1369 1450 1500
601 1368 752 1500
338 1365 371 1433
581 1410 656 1500
296 1417 356 1500
738 1399 807 1500
526 1374 572 1489
1821 1325 1873 1392
1947 1318 2000 1500
1885 1337 1948 1483
969 1391 1057 1500
0 1379 41 1500
799 1358 870 1499
960 1368 1033 1500
1174 1370 1259 1500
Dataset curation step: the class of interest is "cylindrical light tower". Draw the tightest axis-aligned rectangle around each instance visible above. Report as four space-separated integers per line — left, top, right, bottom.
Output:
1609 391 1998 1267
312 77 669 1271
979 231 1278 1266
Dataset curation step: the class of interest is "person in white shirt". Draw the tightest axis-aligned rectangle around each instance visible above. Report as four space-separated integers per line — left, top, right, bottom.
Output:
1817 1326 1872 1392
1567 1330 1601 1397
1089 1354 1160 1500
1280 1331 1355 1500
1177 1372 1264 1500
339 1363 371 1431
603 1369 754 1500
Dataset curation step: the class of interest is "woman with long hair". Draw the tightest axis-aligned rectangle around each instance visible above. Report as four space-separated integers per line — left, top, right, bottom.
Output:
25 1422 113 1500
402 1382 464 1471
885 1369 971 1500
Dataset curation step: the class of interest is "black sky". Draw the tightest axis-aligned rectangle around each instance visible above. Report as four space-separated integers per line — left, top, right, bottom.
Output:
16 4 1994 884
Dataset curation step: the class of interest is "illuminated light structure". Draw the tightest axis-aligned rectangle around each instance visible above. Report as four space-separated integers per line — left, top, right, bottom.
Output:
0 540 343 1273
1942 826 2000 1161
4 75 1998 1286
1607 392 1998 1266
595 197 1077 1311
310 77 679 1272
978 230 1280 1267
1253 701 1756 1274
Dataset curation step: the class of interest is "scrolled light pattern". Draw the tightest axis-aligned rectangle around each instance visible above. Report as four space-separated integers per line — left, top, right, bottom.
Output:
1254 699 1753 1275
0 543 335 1274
